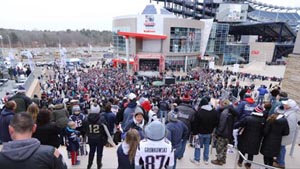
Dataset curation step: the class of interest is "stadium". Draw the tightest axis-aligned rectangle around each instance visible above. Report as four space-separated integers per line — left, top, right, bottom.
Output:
112 0 300 74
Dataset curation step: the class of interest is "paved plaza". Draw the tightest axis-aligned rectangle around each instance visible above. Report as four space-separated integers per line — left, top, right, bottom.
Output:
0 62 299 168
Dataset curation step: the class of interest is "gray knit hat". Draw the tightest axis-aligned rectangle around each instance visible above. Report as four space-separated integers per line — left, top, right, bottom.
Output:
144 121 166 141
134 106 144 116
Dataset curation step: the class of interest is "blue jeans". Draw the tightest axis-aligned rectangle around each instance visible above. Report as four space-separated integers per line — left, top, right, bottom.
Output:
257 95 264 105
173 144 182 169
159 110 168 123
177 139 188 159
277 145 286 166
269 96 276 105
194 134 211 162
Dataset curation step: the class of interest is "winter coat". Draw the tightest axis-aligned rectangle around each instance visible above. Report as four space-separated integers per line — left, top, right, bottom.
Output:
83 113 108 144
33 122 60 148
0 108 14 142
281 108 298 145
176 103 197 135
235 97 257 125
51 104 69 128
102 111 116 135
215 106 238 139
9 93 32 113
117 142 134 169
123 118 144 140
65 127 80 151
122 101 137 129
166 120 188 148
236 112 265 155
191 105 218 135
0 138 67 169
260 115 289 157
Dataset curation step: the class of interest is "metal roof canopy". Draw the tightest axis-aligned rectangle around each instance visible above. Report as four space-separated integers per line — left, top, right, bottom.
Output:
117 32 167 40
229 22 296 42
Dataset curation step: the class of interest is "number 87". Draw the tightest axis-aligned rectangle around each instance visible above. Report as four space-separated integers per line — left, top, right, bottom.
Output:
145 155 166 169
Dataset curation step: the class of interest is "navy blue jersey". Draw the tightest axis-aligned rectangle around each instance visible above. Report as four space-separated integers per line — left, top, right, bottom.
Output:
69 113 86 129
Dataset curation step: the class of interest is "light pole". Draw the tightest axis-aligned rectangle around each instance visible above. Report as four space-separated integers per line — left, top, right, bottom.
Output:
0 35 3 56
6 35 12 51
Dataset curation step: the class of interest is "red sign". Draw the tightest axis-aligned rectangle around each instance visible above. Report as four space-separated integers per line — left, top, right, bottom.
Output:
251 50 260 55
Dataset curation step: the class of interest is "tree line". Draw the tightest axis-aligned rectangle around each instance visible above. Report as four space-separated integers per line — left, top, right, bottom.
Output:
0 28 113 48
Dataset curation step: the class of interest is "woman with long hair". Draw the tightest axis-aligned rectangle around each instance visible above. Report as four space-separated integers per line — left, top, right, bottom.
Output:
27 103 39 123
260 112 289 167
117 128 140 169
33 109 60 148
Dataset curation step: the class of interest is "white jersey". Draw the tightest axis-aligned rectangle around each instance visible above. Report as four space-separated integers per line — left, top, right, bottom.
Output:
135 138 174 169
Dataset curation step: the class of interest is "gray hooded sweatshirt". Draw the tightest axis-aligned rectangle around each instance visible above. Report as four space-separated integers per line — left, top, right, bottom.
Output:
0 138 67 169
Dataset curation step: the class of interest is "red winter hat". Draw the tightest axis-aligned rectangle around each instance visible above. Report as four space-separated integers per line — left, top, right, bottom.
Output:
141 100 152 112
182 94 191 102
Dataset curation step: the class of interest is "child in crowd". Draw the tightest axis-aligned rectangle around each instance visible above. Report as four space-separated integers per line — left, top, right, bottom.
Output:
69 105 86 138
117 129 140 169
65 121 80 165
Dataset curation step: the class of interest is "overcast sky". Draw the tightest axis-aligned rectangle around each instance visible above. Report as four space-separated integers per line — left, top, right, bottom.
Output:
0 0 299 31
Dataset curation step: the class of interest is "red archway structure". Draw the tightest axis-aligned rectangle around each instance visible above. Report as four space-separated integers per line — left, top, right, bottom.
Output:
117 31 167 72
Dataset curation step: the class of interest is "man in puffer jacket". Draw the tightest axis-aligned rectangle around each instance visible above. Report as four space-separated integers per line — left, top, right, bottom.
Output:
211 99 238 166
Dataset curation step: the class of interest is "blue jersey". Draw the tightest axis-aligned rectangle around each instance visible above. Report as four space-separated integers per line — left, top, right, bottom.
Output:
69 113 86 129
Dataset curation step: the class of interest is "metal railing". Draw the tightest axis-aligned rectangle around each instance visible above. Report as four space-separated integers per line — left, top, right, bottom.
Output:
234 149 279 169
23 73 35 91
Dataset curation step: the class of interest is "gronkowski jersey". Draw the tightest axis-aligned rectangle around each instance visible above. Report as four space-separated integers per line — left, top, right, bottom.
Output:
135 138 174 169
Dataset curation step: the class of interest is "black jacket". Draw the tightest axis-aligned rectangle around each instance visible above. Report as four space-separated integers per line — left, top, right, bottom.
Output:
33 122 60 148
191 105 218 135
177 103 197 135
83 113 108 144
236 112 265 155
260 115 289 157
215 106 238 139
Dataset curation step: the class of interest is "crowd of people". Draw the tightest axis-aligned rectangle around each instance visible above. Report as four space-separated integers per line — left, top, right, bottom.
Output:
0 64 298 169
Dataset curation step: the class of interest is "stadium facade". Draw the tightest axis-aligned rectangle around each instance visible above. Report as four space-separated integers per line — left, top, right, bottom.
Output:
112 0 300 72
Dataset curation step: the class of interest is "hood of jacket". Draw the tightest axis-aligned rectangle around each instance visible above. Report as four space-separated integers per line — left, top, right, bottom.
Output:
88 113 100 123
1 138 40 161
121 142 130 155
244 97 255 104
1 108 14 116
201 105 213 111
127 101 137 108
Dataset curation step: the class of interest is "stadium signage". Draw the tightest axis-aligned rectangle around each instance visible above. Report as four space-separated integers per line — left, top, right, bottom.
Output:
251 50 260 55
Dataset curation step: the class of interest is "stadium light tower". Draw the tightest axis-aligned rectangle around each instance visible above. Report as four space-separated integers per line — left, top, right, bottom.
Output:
6 35 11 51
0 35 3 56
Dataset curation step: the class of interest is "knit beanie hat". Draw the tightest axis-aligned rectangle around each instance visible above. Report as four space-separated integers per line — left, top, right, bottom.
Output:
168 110 178 122
90 103 101 114
199 97 209 107
254 105 264 113
141 100 151 112
134 106 144 116
144 121 166 141
72 105 81 114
